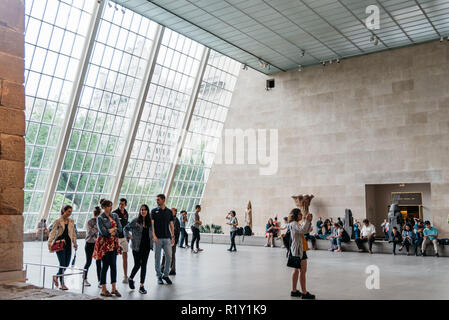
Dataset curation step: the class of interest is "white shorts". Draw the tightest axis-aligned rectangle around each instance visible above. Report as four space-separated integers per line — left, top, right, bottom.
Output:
119 237 129 253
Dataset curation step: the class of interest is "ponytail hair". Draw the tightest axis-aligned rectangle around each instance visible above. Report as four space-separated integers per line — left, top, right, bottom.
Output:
100 198 112 209
61 205 72 215
93 206 101 217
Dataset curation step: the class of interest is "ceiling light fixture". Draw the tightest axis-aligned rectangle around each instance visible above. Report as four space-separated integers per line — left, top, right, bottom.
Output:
336 58 340 64
300 50 305 57
242 63 248 70
298 64 302 71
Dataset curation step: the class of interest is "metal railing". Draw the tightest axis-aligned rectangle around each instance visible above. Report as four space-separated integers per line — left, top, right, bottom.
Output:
24 262 87 294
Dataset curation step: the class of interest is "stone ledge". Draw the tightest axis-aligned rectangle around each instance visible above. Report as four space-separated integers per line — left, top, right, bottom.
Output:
0 282 101 300
199 233 449 257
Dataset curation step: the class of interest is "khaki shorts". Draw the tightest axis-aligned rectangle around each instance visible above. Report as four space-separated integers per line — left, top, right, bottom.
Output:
119 237 129 253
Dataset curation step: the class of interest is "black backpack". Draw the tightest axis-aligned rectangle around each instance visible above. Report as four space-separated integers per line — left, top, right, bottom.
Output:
438 238 449 245
236 227 244 236
244 225 252 236
341 229 350 243
283 227 291 250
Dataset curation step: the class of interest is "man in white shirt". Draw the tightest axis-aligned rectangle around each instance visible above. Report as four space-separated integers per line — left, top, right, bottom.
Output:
355 219 376 254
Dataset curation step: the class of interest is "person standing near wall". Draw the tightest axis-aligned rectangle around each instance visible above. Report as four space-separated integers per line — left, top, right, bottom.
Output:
124 204 153 294
161 208 181 275
112 198 129 284
226 211 238 252
83 206 102 287
48 205 78 290
178 210 189 248
151 194 175 285
288 208 315 299
191 205 203 253
93 199 122 297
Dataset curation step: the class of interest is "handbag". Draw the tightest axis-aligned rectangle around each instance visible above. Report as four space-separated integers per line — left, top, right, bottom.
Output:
50 239 65 252
287 250 301 269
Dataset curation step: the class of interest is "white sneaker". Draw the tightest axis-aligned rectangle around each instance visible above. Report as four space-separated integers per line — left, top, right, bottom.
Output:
264 244 270 247
122 277 128 284
98 283 102 288
83 280 91 287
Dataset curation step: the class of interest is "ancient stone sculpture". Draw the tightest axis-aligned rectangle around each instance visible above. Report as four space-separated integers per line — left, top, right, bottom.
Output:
245 200 253 231
291 194 314 215
388 203 402 240
344 208 354 239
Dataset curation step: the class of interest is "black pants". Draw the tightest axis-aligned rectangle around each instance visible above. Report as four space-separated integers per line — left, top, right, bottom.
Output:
391 240 401 253
355 237 375 251
191 227 200 249
56 246 71 284
305 234 316 249
401 238 411 252
84 242 102 281
100 250 117 285
130 249 150 285
229 231 237 250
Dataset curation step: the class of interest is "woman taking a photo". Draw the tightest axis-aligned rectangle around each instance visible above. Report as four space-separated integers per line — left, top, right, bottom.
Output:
124 204 153 294
287 208 315 299
226 210 238 252
93 199 122 297
83 206 102 287
48 205 78 290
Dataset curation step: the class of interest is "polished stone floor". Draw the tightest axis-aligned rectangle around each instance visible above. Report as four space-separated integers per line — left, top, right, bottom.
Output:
23 240 449 300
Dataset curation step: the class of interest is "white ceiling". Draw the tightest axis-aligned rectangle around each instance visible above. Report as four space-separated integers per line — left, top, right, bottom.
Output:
113 0 449 74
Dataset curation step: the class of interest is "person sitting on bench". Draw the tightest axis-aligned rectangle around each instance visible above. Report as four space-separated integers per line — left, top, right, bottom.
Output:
389 227 402 255
422 221 439 257
399 224 414 255
355 219 376 254
328 223 343 252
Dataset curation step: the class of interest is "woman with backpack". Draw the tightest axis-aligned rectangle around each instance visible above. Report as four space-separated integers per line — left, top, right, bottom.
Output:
287 208 315 299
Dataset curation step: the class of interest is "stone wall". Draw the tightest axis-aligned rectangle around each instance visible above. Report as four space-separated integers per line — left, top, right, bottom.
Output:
201 40 449 237
0 0 25 283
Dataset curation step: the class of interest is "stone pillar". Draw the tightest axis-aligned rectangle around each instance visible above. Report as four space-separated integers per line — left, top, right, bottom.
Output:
0 0 26 283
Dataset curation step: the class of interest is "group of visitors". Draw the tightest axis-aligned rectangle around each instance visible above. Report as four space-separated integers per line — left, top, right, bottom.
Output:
47 194 204 297
381 218 440 256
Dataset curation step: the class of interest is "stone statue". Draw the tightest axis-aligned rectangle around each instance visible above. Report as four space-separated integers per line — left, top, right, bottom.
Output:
245 201 253 232
343 209 354 239
291 194 314 215
388 203 402 240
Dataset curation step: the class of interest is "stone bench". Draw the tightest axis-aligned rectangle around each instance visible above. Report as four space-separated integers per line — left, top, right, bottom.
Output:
199 233 449 257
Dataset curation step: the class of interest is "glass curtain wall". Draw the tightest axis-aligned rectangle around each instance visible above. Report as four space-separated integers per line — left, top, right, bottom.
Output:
23 0 96 231
118 29 204 219
168 51 240 224
23 0 239 232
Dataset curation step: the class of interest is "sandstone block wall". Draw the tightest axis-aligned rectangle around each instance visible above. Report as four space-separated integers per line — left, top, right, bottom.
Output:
0 0 25 282
201 40 449 237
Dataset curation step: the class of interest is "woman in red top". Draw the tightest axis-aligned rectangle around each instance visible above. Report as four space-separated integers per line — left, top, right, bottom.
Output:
93 199 122 297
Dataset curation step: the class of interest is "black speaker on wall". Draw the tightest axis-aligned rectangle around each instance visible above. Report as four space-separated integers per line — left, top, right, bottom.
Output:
266 79 275 90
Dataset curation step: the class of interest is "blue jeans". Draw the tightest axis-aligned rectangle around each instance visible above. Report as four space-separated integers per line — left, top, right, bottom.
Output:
179 228 188 247
56 246 71 284
331 237 341 249
154 238 172 278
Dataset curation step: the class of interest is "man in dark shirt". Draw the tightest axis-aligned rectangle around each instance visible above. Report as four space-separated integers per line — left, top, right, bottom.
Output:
112 198 129 283
161 208 181 275
151 194 175 285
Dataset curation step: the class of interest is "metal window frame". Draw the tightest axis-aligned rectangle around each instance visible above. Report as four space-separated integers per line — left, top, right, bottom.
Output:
163 47 211 198
110 25 165 206
36 0 106 226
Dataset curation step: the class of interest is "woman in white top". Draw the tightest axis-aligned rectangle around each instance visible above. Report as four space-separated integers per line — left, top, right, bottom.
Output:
288 208 315 299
